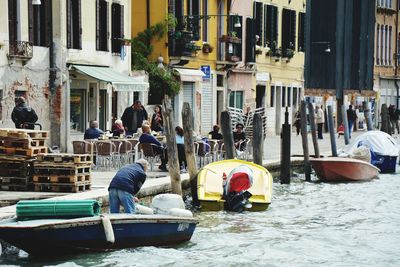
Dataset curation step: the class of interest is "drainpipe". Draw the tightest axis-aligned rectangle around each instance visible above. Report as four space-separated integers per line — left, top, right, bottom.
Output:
395 0 399 109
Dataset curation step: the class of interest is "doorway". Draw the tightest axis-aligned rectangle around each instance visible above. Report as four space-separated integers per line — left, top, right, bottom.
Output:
256 85 266 108
88 82 98 123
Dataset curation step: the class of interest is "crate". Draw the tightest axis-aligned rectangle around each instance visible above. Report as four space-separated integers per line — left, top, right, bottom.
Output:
1 138 46 149
33 174 91 183
34 181 91 193
33 164 92 176
0 128 49 140
0 176 31 185
0 184 33 191
37 154 92 164
0 146 47 157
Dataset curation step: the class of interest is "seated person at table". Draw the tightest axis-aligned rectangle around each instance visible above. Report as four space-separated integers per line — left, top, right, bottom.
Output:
112 119 125 137
84 120 104 139
208 124 223 140
175 126 187 170
233 123 246 151
108 159 148 214
139 124 168 171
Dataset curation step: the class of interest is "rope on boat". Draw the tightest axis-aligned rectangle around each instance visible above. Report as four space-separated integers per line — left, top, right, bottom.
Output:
101 215 115 244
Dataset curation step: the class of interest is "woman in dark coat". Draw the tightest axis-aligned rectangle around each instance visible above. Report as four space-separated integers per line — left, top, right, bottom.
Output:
150 105 164 132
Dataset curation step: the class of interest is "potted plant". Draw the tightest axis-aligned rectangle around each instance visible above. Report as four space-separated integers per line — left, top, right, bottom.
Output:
202 43 213 53
255 45 263 55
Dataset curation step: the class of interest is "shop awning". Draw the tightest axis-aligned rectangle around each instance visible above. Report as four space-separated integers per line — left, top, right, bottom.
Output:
174 68 205 82
71 65 149 92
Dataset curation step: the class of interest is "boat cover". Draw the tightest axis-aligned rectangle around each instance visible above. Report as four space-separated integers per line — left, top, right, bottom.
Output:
16 200 100 220
224 165 254 194
339 131 399 157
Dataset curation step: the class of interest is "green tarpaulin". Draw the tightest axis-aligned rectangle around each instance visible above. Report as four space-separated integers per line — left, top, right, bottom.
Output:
16 200 101 220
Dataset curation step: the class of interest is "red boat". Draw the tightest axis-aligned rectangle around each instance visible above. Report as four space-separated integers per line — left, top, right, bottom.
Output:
310 157 380 182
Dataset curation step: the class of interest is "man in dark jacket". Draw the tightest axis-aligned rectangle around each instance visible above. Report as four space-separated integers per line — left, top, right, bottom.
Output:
121 100 148 135
11 96 38 129
108 159 148 213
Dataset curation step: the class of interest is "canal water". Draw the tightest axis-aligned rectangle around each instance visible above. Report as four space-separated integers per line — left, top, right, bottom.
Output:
1 174 400 267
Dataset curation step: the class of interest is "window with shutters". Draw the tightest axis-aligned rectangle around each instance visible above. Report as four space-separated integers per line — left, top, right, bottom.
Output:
245 18 256 63
281 9 296 55
111 3 124 54
202 0 208 42
389 26 392 66
67 0 81 49
229 91 243 109
376 24 380 65
187 0 200 40
298 12 305 52
265 5 278 48
8 0 18 45
254 2 263 46
96 0 109 52
28 0 51 47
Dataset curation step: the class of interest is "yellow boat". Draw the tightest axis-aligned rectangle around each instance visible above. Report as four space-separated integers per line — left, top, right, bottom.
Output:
196 159 273 211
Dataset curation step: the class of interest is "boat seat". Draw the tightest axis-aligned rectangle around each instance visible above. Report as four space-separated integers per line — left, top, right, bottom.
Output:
248 169 266 196
204 171 223 195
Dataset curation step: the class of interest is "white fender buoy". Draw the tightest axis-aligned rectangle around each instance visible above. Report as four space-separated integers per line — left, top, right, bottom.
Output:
168 208 193 218
136 204 154 215
101 215 115 244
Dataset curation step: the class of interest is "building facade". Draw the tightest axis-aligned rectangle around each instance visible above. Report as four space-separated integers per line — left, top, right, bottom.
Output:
374 0 399 115
133 0 260 135
1 0 147 152
252 0 306 134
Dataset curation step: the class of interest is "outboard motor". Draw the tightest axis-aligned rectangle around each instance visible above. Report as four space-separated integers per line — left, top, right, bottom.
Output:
223 165 254 212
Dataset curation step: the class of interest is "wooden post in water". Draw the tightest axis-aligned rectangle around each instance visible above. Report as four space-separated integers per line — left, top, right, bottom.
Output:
253 113 263 165
327 105 338 157
381 104 390 134
181 103 198 181
300 101 311 181
162 96 182 195
220 111 235 159
307 103 320 158
363 101 373 131
341 104 350 145
280 107 291 184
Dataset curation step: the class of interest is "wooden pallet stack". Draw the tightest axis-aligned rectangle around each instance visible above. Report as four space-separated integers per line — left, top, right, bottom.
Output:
33 154 92 193
0 128 49 191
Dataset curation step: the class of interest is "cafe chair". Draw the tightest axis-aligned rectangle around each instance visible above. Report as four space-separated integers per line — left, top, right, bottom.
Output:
139 143 161 171
195 141 211 168
96 141 117 170
118 140 134 167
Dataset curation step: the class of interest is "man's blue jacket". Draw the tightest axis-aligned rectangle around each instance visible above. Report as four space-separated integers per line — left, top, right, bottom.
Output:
108 163 146 195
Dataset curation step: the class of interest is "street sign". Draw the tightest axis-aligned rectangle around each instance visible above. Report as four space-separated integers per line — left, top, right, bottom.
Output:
200 65 211 80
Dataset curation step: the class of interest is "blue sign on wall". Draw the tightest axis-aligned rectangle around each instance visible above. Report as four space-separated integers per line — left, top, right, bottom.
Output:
200 65 211 80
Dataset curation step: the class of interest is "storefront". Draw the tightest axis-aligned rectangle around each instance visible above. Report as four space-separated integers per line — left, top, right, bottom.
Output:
68 65 148 151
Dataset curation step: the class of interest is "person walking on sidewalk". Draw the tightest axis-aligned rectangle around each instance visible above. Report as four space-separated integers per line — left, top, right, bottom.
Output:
315 106 324 139
108 159 148 214
347 105 357 138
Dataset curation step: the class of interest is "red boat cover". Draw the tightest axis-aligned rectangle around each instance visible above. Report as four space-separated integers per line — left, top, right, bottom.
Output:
228 172 252 192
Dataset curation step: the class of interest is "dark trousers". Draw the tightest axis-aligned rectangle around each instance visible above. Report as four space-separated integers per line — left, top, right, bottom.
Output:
154 146 168 166
177 144 187 169
317 123 323 139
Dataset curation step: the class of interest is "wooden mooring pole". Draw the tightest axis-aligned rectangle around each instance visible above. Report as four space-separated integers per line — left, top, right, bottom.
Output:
300 101 311 181
327 105 338 157
307 103 320 158
220 111 235 159
341 105 350 145
162 96 182 195
280 107 291 184
181 103 198 180
381 104 390 134
363 101 373 131
253 113 263 165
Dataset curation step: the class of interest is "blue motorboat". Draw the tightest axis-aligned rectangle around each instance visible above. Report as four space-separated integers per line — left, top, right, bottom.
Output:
0 214 198 257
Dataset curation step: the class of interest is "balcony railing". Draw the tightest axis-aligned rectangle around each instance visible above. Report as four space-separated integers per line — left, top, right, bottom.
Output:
8 41 33 60
219 34 242 63
168 30 201 57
